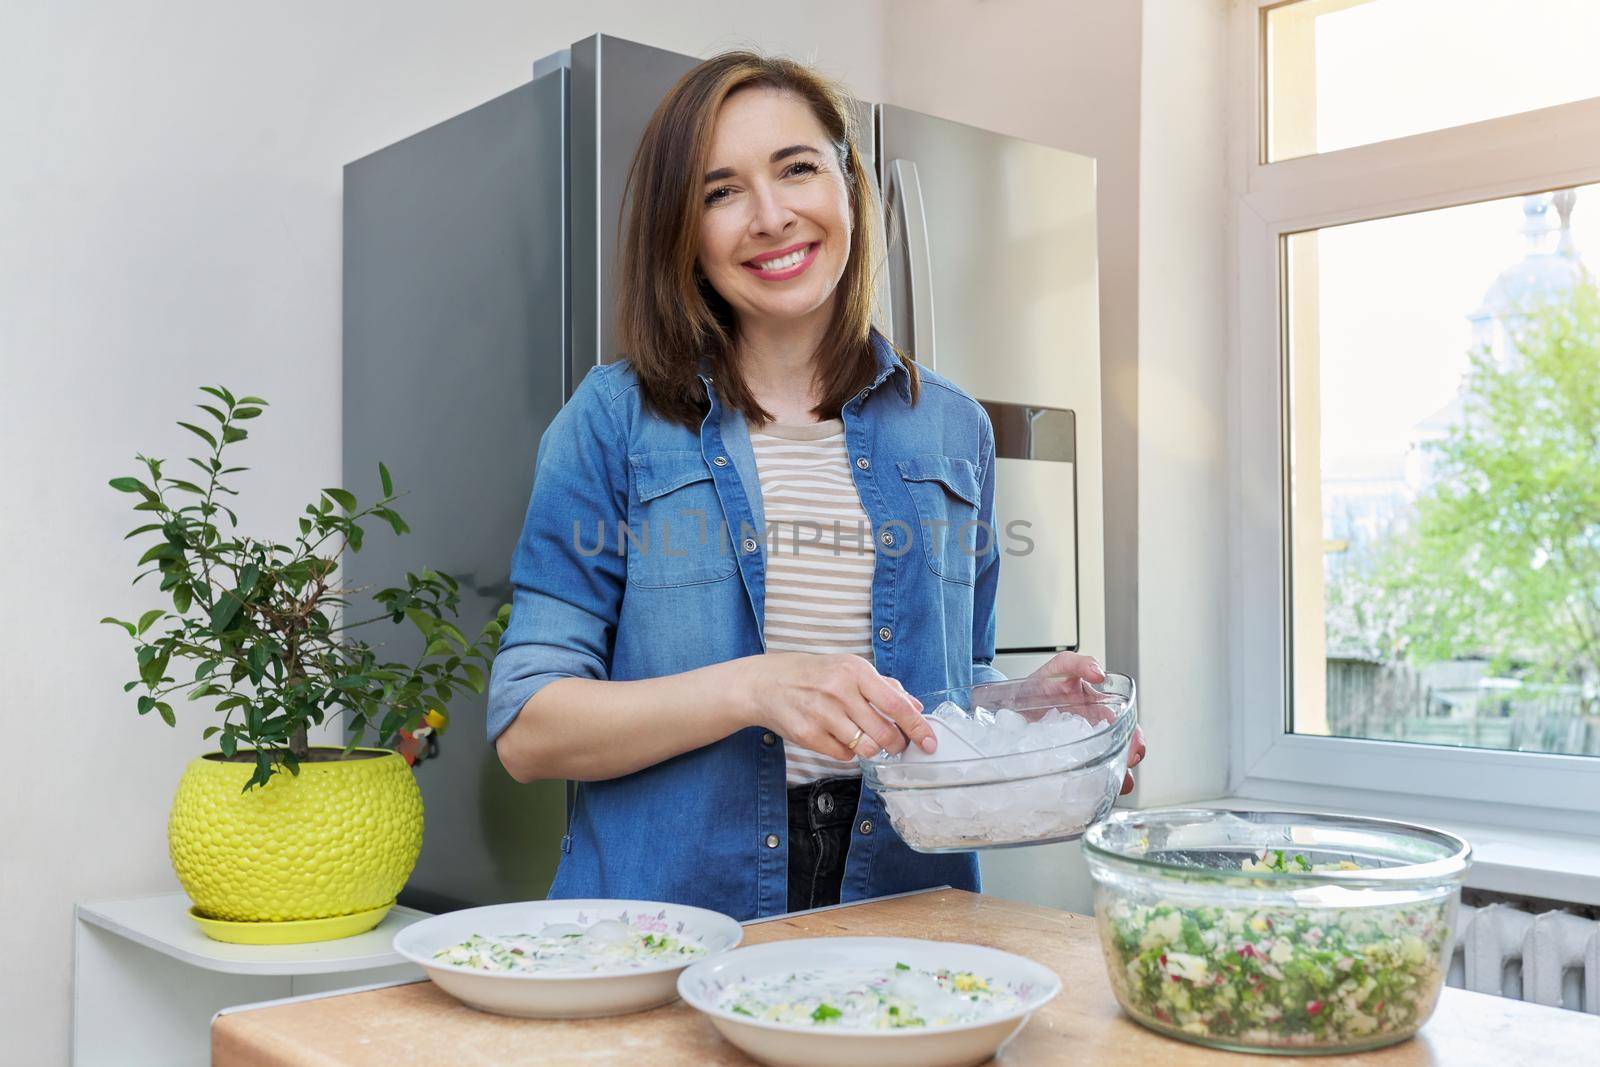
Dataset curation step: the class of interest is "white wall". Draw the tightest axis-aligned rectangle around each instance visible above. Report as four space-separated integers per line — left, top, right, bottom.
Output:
1 4 887 1060
1134 0 1231 808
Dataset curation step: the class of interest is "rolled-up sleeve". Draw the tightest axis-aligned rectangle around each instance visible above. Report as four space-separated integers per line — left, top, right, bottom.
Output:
487 371 629 742
970 412 1006 686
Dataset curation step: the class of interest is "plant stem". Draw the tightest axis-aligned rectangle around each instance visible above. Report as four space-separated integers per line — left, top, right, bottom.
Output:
289 723 310 760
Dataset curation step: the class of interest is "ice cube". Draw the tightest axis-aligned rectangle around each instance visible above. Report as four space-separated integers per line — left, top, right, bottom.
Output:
994 707 1027 736
539 922 584 938
911 716 985 763
581 919 631 944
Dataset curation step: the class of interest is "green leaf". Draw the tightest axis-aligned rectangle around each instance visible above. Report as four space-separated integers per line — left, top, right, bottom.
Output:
202 726 220 739
379 462 393 497
195 659 219 681
375 508 410 536
462 663 485 693
199 385 234 406
404 607 436 638
109 476 149 495
237 395 268 406
177 422 217 448
423 638 453 658
136 542 182 566
101 617 136 637
157 702 176 727
238 563 260 598
244 751 273 792
136 609 165 635
164 479 207 495
232 406 263 419
172 583 192 614
220 730 238 757
323 488 358 511
198 403 228 424
137 695 155 715
248 642 269 685
123 523 164 539
221 425 248 445
210 593 242 633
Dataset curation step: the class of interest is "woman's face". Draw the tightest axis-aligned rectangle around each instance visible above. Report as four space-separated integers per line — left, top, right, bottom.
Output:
697 87 852 334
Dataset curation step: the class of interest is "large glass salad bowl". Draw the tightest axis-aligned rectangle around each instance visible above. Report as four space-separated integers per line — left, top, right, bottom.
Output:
1083 809 1471 1054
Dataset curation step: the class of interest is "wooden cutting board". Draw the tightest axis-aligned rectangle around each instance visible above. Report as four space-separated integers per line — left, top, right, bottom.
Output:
212 887 1598 1066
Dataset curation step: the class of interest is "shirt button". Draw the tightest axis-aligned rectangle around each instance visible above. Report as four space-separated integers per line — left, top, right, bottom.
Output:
879 531 894 546
856 456 870 470
761 731 777 746
765 834 780 849
742 537 758 553
878 626 892 641
858 819 873 835
712 455 728 467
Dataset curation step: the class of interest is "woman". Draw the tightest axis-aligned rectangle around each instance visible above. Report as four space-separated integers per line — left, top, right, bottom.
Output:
488 51 1145 921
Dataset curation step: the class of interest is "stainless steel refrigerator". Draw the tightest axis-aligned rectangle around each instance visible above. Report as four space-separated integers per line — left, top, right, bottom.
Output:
343 33 1105 913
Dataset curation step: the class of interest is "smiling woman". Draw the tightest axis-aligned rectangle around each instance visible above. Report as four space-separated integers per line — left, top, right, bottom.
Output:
487 49 1129 921
616 53 887 430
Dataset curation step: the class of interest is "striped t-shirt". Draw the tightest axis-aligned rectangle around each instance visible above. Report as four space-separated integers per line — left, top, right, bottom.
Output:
749 417 876 785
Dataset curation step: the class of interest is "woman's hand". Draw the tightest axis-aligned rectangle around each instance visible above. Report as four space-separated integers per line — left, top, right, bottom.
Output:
1019 651 1146 796
742 653 933 760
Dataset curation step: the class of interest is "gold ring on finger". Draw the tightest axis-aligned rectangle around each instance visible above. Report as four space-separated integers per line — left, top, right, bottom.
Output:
846 728 865 750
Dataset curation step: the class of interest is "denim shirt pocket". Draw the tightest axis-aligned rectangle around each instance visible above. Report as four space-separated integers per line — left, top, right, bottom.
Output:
626 451 738 588
896 453 983 585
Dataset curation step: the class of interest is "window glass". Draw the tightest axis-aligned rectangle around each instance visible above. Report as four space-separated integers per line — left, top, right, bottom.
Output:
1266 0 1600 161
1287 183 1600 757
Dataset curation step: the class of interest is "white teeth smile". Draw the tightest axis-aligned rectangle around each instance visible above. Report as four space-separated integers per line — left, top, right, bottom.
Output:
752 245 811 271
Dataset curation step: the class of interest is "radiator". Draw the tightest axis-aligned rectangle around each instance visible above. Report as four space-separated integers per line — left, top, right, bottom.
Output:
1447 902 1600 1013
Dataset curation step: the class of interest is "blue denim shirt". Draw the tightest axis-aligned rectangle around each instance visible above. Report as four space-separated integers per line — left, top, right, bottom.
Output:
488 331 1003 920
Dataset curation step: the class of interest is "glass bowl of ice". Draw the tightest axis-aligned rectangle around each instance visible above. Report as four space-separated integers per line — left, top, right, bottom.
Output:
857 672 1136 853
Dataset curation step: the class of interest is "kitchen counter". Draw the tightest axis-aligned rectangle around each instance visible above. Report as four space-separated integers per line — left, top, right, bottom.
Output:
212 888 1598 1066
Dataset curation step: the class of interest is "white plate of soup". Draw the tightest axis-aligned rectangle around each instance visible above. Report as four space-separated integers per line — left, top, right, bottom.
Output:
393 898 741 1018
677 936 1060 1067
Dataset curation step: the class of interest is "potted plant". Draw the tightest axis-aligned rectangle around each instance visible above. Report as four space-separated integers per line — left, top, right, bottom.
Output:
102 386 505 943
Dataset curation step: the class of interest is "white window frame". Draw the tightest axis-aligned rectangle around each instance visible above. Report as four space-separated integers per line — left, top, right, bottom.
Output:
1227 0 1600 835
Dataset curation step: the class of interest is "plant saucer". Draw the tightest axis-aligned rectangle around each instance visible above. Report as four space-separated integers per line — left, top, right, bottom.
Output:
189 900 395 944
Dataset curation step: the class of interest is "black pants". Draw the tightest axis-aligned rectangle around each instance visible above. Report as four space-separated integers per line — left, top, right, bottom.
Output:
786 776 862 914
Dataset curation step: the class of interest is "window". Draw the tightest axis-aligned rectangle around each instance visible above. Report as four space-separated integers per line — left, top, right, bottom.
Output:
1286 186 1600 759
1232 0 1600 830
1265 0 1600 162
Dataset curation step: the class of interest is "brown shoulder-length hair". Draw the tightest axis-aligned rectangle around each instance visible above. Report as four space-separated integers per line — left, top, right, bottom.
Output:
617 50 918 430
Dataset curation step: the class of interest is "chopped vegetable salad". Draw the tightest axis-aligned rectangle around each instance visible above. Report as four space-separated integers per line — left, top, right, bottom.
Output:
1098 848 1451 1049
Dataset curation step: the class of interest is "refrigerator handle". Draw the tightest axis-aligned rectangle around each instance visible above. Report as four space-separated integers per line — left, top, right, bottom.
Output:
887 158 937 371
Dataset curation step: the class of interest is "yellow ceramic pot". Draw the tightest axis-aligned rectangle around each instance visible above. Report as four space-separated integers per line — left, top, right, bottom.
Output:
168 747 422 939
